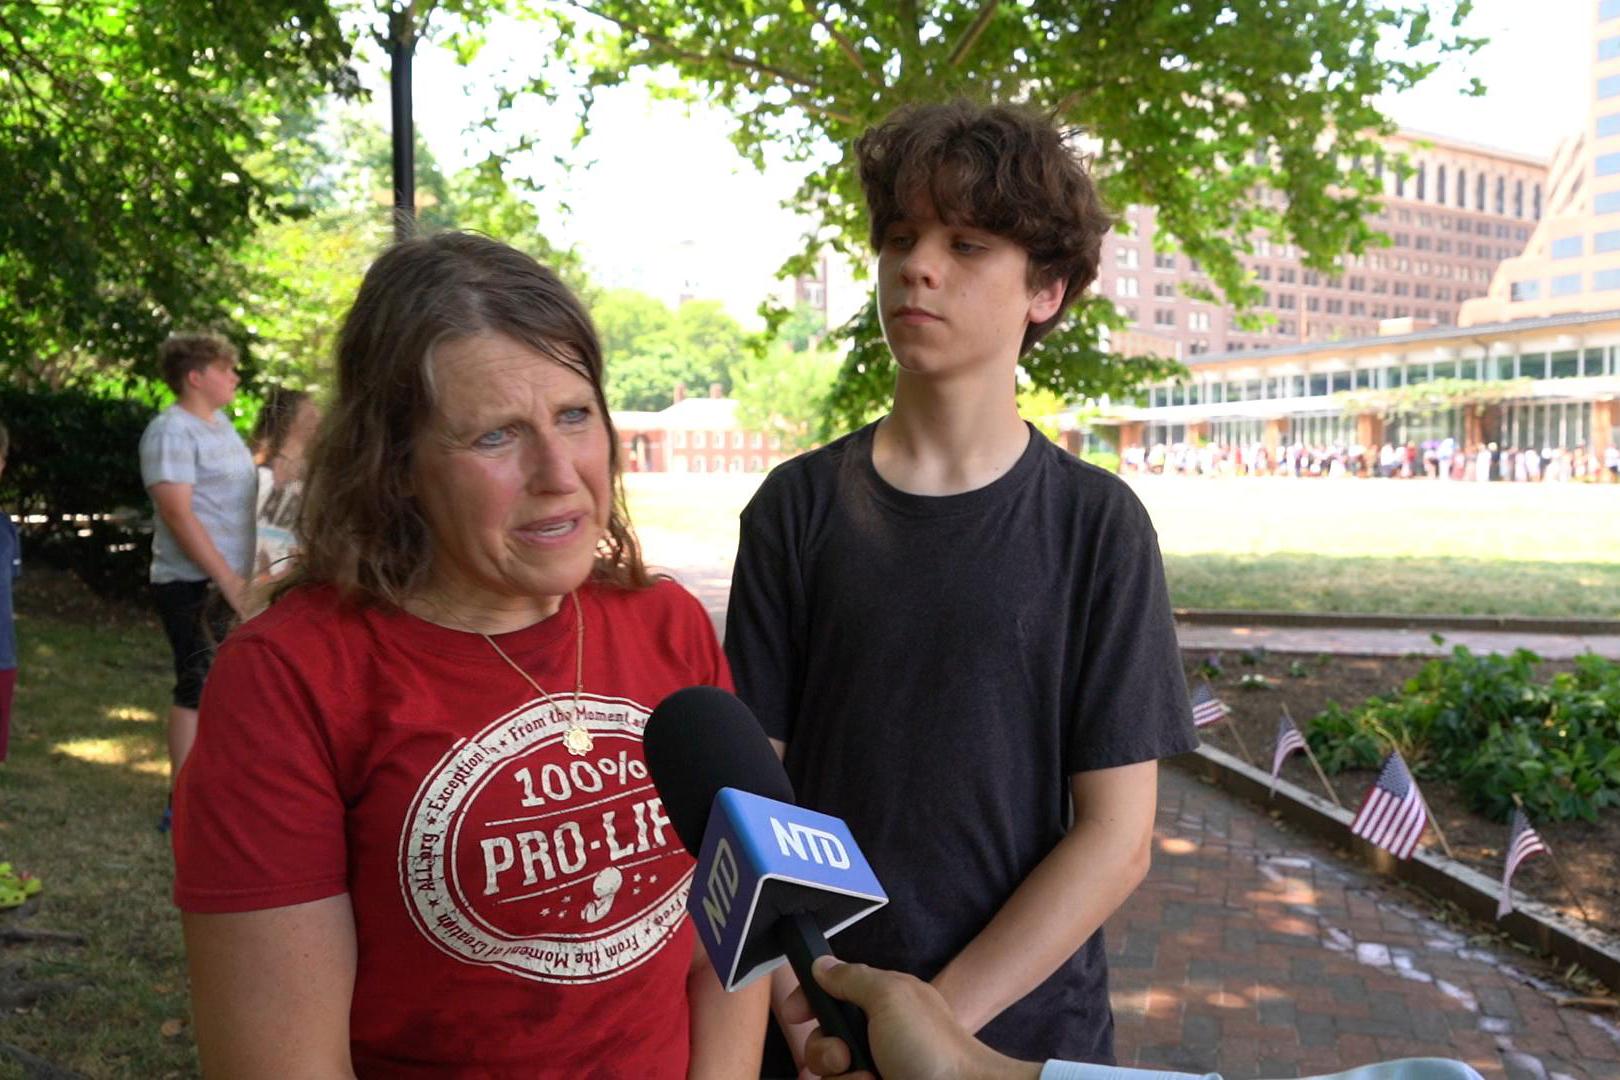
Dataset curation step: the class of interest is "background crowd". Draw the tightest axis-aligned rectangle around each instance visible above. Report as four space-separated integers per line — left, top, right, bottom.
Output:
1122 438 1620 482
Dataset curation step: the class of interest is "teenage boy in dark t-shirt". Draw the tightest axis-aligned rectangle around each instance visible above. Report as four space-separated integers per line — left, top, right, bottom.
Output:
724 101 1199 1073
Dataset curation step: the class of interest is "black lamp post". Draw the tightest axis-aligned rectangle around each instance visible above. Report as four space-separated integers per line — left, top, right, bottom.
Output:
384 5 418 242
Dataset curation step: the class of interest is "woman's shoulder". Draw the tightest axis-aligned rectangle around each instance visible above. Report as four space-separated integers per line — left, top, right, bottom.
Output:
588 576 706 625
229 584 360 652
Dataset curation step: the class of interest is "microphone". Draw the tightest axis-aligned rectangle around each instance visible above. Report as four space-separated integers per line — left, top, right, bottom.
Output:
643 686 885 1077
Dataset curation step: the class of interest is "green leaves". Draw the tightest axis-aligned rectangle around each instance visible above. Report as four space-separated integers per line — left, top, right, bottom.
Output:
1307 646 1620 824
545 0 1481 427
0 0 357 382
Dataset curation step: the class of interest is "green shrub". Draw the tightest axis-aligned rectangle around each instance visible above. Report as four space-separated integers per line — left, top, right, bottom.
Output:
0 385 156 601
1307 646 1620 823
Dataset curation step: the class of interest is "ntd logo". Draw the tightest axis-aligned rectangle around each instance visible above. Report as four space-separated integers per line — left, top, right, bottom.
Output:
699 839 740 939
770 817 850 869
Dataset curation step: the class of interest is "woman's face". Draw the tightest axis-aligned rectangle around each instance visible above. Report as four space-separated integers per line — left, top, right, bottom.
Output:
410 332 612 629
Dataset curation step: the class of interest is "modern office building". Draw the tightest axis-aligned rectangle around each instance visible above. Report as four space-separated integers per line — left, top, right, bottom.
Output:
1093 133 1548 359
1458 0 1620 324
1095 0 1620 467
1095 310 1620 462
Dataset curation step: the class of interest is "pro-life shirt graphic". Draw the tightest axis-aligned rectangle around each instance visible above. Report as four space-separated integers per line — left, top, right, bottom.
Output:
400 692 692 984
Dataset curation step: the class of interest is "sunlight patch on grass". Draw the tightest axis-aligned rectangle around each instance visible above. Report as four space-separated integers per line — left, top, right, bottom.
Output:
104 705 159 724
53 736 164 773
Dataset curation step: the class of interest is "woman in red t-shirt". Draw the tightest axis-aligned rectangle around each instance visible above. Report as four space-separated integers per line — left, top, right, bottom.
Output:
173 233 768 1078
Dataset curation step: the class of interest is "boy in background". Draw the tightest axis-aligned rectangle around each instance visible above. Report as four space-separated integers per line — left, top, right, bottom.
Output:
139 333 256 788
725 101 1198 1071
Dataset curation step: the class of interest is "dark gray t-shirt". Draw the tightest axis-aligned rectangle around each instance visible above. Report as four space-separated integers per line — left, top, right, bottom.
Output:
724 421 1198 1066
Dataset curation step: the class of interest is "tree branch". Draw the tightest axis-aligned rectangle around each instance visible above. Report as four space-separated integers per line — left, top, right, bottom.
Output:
947 0 999 68
568 2 824 91
801 0 882 86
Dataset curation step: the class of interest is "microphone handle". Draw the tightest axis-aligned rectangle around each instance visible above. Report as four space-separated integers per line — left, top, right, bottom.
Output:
773 912 879 1078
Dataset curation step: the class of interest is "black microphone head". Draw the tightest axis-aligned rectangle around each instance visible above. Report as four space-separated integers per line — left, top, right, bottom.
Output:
643 686 795 855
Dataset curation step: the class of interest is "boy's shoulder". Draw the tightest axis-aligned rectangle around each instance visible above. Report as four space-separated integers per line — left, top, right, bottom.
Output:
1028 432 1157 531
744 422 876 512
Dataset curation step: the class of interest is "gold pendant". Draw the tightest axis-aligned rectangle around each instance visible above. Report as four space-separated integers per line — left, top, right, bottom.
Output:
563 725 594 756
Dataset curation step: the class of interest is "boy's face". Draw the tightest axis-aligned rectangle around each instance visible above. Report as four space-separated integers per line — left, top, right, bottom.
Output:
877 205 1064 380
187 357 240 411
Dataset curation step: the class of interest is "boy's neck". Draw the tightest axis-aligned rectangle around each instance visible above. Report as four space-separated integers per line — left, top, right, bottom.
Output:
177 392 217 422
873 371 1029 496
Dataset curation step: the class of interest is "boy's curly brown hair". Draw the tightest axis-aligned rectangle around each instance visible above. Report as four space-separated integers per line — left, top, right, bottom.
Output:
856 100 1112 355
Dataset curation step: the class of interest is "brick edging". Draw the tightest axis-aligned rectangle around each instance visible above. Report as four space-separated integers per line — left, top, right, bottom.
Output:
1174 609 1620 636
1168 744 1620 993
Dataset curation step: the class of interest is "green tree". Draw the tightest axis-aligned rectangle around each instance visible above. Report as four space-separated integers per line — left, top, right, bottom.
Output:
733 343 841 452
235 108 586 388
594 289 748 410
0 0 358 381
532 0 1480 429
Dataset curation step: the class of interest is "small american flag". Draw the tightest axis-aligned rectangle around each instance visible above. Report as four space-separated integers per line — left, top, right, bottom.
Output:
1496 807 1549 919
1349 751 1429 860
1190 682 1231 729
1270 712 1308 794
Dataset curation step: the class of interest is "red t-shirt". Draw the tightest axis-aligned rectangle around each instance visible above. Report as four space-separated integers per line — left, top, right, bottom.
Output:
174 579 730 1078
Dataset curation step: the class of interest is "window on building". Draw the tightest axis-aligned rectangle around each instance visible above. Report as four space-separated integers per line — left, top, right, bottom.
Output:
1154 281 1176 298
1189 311 1211 330
1600 154 1620 180
1414 284 1430 299
1550 274 1582 298
1416 162 1427 201
1306 296 1321 312
1116 246 1139 268
1460 359 1478 380
1436 165 1446 203
1154 309 1175 327
1586 348 1607 377
1548 234 1587 260
1550 351 1580 379
1495 176 1505 214
1509 280 1540 301
1514 179 1524 217
1303 271 1320 286
1607 0 1620 21
1455 169 1466 207
1601 74 1620 100
1598 190 1620 214
1519 353 1547 380
1475 174 1486 209
1601 113 1620 138
1115 276 1139 297
1256 265 1272 281
1309 373 1328 396
1153 252 1176 270
1348 301 1366 315
1599 231 1620 255
693 431 707 448
1596 268 1620 290
1326 298 1344 313
1395 170 1406 198
1354 368 1372 389
1278 294 1297 309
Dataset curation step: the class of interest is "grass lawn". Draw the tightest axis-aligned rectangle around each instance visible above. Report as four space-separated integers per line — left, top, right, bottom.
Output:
1 576 193 1077
624 471 1620 618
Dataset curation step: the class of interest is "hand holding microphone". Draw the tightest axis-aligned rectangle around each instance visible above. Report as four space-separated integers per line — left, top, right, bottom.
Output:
783 957 1041 1080
643 686 884 1077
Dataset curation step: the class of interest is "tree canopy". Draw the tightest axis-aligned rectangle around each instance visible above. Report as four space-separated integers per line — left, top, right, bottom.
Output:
539 0 1481 429
0 0 358 382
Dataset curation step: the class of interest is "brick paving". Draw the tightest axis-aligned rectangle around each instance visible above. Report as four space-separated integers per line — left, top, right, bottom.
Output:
1113 768 1620 1080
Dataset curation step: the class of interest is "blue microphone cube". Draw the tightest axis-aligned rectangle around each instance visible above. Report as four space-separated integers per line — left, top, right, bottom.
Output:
689 787 887 990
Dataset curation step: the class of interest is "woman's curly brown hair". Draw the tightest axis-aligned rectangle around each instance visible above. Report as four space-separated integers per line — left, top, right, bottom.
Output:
273 232 651 609
856 99 1112 355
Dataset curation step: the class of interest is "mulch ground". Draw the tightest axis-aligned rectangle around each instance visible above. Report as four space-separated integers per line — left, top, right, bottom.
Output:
1181 649 1620 948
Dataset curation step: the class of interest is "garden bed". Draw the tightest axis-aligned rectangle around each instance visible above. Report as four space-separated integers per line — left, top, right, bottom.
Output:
1180 649 1620 941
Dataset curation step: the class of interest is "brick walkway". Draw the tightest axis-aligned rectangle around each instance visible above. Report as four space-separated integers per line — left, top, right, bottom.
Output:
1114 768 1620 1080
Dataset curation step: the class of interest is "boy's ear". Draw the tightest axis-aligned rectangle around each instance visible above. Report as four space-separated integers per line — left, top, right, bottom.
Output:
1028 276 1068 325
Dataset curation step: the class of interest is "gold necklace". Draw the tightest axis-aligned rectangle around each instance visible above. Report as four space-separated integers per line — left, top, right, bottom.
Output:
480 590 592 756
